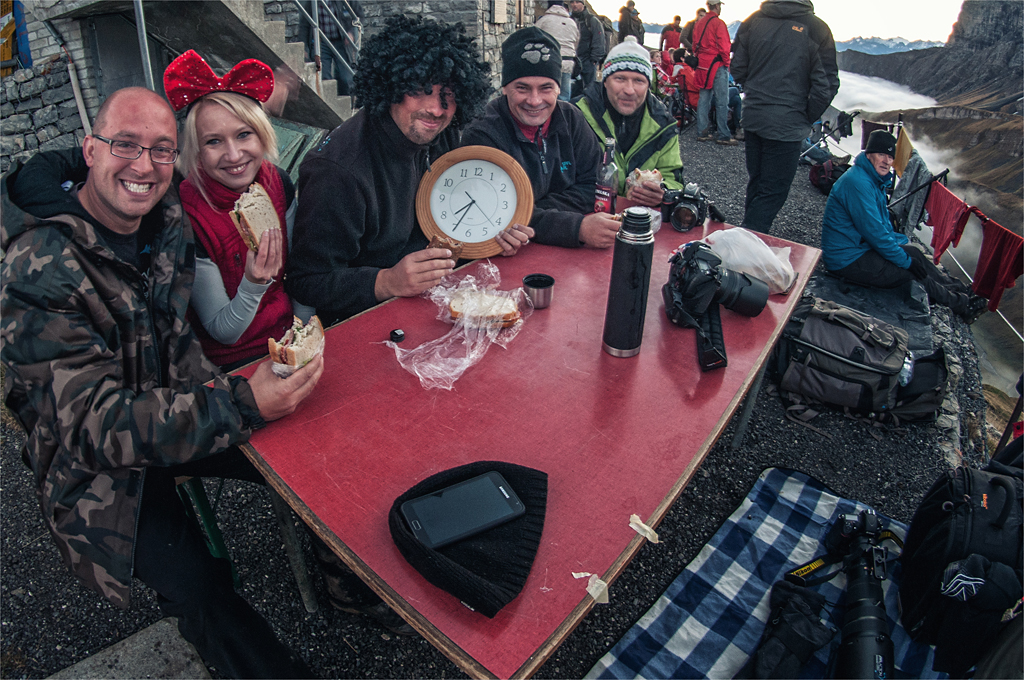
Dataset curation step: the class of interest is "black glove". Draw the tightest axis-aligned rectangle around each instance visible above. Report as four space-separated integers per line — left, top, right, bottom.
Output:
908 257 929 281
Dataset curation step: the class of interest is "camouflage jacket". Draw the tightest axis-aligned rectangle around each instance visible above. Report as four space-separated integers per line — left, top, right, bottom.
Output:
1 150 264 608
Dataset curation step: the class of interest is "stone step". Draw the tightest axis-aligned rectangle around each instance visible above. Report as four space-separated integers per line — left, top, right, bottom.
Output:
46 618 210 680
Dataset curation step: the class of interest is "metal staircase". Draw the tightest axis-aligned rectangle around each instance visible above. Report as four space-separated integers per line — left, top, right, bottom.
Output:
139 0 351 129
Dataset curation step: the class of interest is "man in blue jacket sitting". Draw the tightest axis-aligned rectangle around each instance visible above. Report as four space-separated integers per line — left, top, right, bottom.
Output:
821 130 987 323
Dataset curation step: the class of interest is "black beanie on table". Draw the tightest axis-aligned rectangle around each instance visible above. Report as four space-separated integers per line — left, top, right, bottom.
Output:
388 461 548 618
501 27 562 87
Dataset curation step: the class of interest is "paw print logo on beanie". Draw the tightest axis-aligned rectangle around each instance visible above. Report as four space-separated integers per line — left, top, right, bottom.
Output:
521 42 552 65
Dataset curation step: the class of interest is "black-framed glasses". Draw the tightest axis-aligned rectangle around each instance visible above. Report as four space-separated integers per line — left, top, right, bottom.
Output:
93 135 179 164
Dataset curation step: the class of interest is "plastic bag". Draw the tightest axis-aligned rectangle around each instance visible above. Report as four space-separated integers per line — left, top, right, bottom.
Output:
703 227 797 294
385 262 533 390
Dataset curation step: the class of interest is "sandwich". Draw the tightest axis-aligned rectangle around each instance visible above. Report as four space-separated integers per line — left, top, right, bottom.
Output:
449 290 521 328
231 182 281 252
626 168 663 197
428 234 464 261
268 315 324 367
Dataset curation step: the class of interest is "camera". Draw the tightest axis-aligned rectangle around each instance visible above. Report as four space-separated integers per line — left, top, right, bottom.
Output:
826 510 895 680
661 182 726 232
662 242 769 371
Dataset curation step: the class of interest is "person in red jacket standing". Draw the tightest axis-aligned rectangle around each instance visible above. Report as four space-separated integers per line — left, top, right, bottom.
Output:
693 0 737 145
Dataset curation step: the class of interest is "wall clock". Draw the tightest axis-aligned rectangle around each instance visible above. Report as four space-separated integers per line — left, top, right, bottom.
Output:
416 146 534 259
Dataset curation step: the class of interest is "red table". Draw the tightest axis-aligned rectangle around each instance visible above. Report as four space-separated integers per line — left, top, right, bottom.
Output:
241 222 820 679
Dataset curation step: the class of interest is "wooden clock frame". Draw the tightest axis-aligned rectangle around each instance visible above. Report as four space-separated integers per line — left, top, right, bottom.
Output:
415 146 535 259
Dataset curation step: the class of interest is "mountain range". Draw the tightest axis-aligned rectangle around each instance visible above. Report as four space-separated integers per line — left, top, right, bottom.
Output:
635 21 942 55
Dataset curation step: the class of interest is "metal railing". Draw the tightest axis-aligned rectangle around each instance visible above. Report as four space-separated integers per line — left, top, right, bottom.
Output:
289 0 361 82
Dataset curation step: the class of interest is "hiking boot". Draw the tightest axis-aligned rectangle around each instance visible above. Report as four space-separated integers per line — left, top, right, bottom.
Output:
716 137 739 146
831 153 851 165
962 295 989 324
697 132 715 142
735 128 745 141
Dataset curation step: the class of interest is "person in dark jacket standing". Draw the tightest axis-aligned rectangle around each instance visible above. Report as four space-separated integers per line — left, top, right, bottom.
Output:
461 27 620 249
680 6 706 51
618 1 645 44
569 0 607 89
731 0 839 233
1 87 323 678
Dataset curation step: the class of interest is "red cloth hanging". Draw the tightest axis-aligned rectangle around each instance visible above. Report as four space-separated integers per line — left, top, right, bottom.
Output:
925 182 972 263
972 216 1023 312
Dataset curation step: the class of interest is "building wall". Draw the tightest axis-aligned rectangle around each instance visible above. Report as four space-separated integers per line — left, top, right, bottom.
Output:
264 0 529 89
0 56 88 173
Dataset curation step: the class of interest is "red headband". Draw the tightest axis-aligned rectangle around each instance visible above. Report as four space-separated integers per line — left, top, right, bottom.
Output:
163 49 274 112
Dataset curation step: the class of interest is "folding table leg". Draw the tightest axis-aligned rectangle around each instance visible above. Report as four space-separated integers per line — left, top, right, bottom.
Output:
730 363 768 450
177 477 241 588
267 489 320 614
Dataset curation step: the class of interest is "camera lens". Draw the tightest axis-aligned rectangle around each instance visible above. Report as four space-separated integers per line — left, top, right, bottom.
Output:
671 203 699 232
716 269 770 317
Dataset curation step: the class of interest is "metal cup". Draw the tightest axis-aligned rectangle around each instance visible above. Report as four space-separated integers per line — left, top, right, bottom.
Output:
523 274 554 309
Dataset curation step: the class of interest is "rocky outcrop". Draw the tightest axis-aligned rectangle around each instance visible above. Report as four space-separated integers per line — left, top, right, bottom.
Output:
837 0 1023 114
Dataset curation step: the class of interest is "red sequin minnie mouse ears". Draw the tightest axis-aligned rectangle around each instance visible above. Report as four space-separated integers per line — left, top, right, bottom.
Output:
163 49 274 112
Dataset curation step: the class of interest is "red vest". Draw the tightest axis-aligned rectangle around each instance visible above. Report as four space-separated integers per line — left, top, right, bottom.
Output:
180 161 293 367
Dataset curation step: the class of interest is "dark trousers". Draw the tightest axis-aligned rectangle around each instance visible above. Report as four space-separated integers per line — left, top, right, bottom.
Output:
581 59 597 88
742 131 802 234
134 448 312 678
832 245 974 316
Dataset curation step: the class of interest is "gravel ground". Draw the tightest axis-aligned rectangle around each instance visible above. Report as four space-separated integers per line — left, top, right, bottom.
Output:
0 123 990 679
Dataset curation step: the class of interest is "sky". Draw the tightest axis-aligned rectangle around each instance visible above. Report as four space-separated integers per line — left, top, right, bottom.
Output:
592 0 965 42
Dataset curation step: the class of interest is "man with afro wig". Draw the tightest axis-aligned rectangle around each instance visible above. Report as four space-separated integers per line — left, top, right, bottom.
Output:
287 16 529 326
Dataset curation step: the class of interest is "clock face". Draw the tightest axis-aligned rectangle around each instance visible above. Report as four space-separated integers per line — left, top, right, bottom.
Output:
416 146 534 259
430 160 517 244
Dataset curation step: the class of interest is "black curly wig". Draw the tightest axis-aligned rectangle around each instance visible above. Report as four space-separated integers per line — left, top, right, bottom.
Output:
353 15 492 129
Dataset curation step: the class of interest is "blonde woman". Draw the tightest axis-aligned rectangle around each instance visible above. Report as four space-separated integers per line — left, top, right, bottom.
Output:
164 50 312 370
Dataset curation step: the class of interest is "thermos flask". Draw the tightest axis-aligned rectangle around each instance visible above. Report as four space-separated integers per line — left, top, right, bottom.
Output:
602 207 655 357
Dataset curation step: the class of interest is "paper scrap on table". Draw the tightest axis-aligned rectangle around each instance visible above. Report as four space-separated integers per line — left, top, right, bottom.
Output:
572 572 609 604
629 513 660 543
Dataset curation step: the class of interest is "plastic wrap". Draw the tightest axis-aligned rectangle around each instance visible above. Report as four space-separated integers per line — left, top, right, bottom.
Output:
385 262 533 390
703 227 797 294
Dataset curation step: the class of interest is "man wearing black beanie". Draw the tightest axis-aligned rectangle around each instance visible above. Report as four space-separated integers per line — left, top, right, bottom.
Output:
460 27 621 249
821 130 988 323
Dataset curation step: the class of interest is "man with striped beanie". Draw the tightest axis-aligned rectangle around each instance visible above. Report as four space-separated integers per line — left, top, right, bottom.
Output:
575 36 684 207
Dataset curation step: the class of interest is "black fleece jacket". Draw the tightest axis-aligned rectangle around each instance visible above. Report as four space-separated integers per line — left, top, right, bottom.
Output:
460 96 601 248
286 110 458 325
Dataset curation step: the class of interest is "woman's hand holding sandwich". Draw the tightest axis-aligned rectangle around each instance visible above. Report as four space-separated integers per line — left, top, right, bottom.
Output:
247 354 324 421
244 229 284 285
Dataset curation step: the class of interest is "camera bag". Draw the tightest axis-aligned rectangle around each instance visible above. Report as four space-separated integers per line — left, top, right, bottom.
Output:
898 437 1023 677
771 295 909 416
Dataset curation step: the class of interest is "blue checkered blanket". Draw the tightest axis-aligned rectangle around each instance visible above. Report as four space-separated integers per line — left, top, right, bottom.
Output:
587 468 944 679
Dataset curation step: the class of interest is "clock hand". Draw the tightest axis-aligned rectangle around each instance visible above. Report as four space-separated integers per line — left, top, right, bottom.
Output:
471 200 496 227
453 200 474 231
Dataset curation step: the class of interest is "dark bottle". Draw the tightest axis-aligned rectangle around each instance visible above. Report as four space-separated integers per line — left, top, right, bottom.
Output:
594 137 617 214
602 207 655 357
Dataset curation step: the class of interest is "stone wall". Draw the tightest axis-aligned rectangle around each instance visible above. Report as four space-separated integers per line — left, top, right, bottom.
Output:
0 56 87 174
263 0 526 89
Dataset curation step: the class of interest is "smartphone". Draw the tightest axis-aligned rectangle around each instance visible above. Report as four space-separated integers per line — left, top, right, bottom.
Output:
401 471 526 549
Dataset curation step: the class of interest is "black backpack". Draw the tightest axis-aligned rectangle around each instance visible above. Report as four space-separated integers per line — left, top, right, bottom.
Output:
771 296 948 425
899 438 1024 677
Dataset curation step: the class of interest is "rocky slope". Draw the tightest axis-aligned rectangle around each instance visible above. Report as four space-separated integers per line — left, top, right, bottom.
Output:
836 0 1023 114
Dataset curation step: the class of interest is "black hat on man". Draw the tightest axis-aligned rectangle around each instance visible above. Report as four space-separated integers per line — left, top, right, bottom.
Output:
865 130 897 156
501 26 562 87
